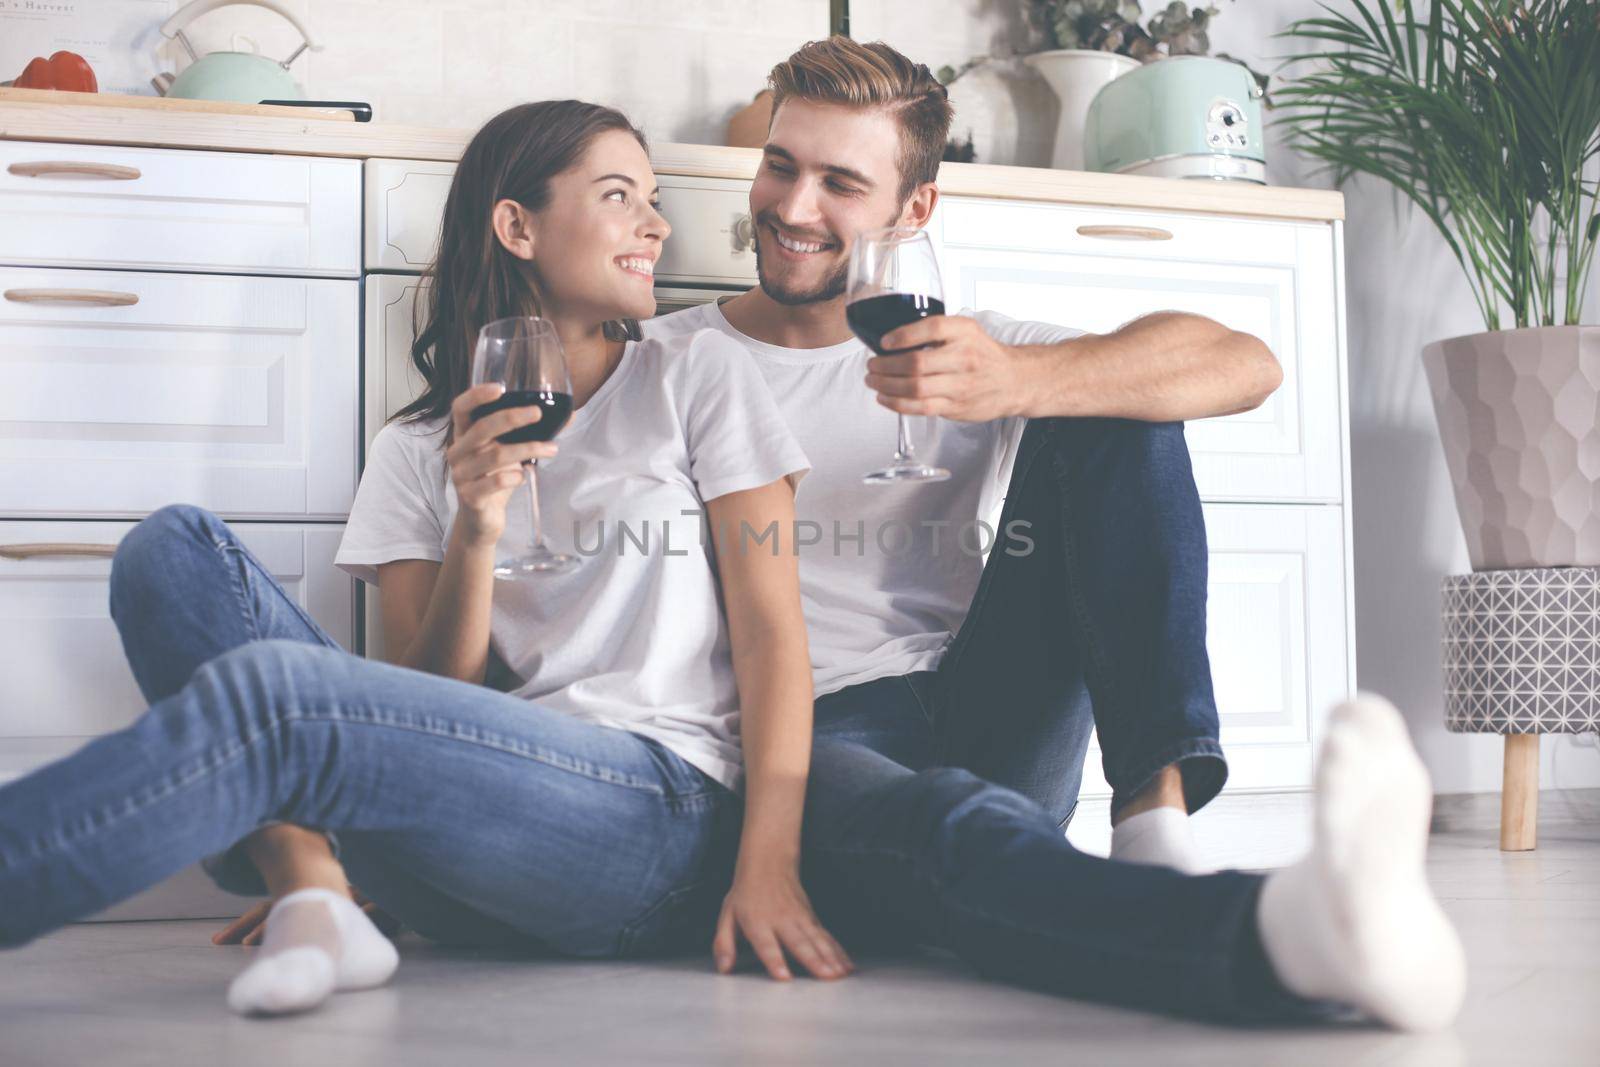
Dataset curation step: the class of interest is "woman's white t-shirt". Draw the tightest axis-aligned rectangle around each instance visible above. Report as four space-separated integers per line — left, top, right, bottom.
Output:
335 328 811 791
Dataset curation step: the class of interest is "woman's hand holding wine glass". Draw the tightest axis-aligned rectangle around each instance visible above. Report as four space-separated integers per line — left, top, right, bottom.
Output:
446 384 559 545
466 316 578 576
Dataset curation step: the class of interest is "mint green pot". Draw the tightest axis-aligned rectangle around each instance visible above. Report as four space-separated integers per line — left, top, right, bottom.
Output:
165 52 301 103
1083 56 1265 181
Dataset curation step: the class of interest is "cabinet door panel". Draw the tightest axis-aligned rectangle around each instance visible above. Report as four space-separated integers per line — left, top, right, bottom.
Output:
936 198 1343 503
0 269 358 519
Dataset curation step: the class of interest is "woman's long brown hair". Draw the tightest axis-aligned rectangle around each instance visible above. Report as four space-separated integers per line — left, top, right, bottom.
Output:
392 100 647 441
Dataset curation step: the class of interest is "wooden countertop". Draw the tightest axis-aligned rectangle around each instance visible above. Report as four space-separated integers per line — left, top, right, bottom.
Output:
0 92 1344 223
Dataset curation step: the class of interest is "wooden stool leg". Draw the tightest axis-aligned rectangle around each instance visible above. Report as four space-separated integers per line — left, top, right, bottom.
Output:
1500 733 1539 851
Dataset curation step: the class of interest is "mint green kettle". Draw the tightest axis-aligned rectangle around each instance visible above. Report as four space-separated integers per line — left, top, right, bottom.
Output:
156 0 321 104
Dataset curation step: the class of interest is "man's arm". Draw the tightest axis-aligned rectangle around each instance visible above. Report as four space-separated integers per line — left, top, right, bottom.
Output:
866 310 1284 424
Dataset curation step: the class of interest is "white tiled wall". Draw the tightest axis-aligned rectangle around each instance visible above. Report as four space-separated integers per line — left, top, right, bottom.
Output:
158 0 830 142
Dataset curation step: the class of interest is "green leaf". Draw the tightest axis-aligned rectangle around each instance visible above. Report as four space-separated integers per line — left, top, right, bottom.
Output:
1277 0 1600 330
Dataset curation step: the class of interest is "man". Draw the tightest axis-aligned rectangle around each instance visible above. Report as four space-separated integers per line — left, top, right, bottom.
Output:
644 36 1465 1029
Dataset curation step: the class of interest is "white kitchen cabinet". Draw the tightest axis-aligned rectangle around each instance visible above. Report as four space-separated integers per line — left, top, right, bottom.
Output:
1076 501 1350 798
0 521 353 782
933 197 1344 504
0 141 360 278
934 196 1354 798
0 268 359 520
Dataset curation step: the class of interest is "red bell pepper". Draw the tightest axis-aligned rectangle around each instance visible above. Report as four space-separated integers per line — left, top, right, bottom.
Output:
12 51 98 93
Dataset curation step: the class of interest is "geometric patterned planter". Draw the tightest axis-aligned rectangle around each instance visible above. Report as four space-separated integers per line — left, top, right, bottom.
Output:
1441 567 1600 850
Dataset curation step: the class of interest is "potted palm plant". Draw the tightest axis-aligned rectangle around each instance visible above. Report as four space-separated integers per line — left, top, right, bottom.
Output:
1278 0 1600 569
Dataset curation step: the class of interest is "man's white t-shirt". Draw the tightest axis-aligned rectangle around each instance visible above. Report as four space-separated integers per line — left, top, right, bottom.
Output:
642 302 1082 698
335 328 810 791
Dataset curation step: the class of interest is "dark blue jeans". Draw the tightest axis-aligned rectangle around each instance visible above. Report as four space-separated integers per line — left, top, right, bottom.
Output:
936 415 1225 823
798 418 1314 1021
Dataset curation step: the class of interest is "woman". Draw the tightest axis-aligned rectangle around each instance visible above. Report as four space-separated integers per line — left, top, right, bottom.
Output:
0 100 851 1016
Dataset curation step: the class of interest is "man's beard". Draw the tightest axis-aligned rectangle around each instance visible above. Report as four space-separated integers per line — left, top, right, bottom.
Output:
753 234 849 306
750 207 903 307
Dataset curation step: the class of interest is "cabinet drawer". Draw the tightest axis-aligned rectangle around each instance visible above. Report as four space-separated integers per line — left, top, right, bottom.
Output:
0 268 358 519
365 159 758 285
0 140 359 277
0 521 353 782
935 197 1344 503
1078 502 1352 796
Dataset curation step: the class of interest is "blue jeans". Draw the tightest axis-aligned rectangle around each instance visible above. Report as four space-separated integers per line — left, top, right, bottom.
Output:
0 505 741 954
799 419 1319 1021
933 416 1227 823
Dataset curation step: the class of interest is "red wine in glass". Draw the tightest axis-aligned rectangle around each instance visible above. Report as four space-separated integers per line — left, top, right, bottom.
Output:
471 390 574 443
845 294 947 354
845 228 951 483
470 316 577 577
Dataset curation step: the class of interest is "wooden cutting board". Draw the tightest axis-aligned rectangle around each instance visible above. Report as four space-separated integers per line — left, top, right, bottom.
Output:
0 87 356 121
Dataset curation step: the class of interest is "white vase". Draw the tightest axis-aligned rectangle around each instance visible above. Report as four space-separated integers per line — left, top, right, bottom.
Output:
1023 49 1140 171
1421 325 1600 569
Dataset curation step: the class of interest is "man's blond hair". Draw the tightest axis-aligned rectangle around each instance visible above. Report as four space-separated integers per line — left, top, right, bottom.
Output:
767 37 953 200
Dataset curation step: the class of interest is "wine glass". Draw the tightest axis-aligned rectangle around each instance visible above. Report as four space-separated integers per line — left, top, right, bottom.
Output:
469 316 577 577
846 227 951 483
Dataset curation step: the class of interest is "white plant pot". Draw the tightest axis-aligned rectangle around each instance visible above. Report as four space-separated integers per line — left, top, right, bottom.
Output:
1023 49 1140 171
1421 325 1600 569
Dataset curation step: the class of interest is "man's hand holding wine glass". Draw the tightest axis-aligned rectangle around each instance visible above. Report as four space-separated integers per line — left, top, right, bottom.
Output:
863 313 1041 424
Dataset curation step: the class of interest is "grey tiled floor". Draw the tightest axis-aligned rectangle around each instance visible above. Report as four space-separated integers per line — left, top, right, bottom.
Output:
3 790 1596 1067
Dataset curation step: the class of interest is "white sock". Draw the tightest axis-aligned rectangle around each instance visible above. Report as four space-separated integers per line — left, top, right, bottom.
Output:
226 887 400 1017
1110 806 1209 875
1257 693 1466 1031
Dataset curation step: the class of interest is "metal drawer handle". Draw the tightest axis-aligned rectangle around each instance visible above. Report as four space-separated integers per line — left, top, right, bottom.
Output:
1076 225 1174 242
4 288 139 307
0 543 118 560
7 161 142 181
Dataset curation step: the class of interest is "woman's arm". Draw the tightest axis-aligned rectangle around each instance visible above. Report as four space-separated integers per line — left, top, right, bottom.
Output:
376 383 554 683
375 534 491 680
705 477 853 982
